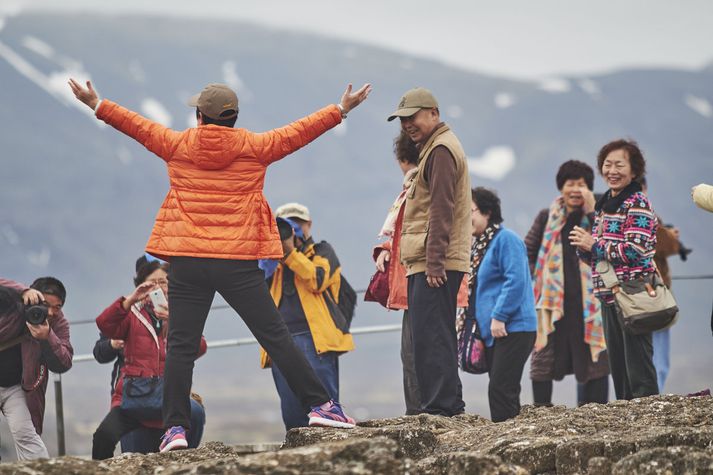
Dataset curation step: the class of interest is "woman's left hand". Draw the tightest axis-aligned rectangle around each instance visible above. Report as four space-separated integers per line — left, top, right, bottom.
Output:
569 225 595 252
491 319 508 339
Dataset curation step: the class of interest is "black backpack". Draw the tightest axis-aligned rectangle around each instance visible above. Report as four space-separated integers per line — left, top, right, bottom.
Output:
314 241 357 332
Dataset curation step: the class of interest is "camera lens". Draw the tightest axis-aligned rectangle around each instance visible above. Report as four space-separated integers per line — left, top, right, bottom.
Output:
25 305 48 325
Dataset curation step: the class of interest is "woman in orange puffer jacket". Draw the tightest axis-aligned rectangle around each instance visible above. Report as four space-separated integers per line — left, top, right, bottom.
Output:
69 78 372 449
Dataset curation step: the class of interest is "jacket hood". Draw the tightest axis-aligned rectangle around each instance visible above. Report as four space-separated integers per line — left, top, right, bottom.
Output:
188 125 239 170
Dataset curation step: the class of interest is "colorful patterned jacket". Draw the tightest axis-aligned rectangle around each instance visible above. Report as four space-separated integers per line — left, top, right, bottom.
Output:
578 191 658 304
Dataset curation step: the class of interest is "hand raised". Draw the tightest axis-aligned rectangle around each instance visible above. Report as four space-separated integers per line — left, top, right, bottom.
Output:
122 281 156 311
339 83 372 114
68 78 99 110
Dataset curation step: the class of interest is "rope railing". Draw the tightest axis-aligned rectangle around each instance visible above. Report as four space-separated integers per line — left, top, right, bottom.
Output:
65 274 713 327
70 323 402 363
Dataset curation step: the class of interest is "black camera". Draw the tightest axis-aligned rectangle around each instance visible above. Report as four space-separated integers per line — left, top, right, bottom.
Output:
276 218 295 241
25 303 48 325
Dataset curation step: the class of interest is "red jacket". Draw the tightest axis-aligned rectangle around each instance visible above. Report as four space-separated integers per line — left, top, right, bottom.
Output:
373 205 469 310
0 278 73 435
96 298 207 413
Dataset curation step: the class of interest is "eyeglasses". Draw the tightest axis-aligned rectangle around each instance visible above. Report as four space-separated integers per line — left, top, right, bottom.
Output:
147 279 168 286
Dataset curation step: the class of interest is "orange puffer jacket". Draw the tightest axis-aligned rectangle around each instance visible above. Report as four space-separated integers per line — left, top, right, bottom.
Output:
96 100 342 260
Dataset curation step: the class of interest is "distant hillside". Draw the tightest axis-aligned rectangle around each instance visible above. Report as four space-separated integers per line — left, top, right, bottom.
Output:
0 13 711 459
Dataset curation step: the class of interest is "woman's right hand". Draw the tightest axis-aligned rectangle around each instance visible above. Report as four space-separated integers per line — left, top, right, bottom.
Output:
376 250 391 272
122 281 156 311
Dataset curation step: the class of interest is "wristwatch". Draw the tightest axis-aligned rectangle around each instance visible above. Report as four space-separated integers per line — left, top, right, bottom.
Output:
337 104 348 119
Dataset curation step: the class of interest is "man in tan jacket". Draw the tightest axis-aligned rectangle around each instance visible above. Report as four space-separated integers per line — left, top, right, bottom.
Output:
387 88 471 416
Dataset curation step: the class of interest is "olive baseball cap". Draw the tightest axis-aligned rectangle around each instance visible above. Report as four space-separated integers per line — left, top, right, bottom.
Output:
187 83 239 120
275 202 311 222
387 87 439 121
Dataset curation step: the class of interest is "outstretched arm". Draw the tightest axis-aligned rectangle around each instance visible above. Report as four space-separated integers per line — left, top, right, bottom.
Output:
68 78 181 161
257 83 372 164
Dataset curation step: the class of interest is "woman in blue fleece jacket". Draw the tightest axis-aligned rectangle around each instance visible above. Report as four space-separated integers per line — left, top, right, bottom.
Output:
469 187 537 422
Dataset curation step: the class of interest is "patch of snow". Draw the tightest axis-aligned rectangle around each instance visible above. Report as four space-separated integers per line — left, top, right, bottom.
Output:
222 60 253 102
578 78 601 96
0 18 5 33
222 61 253 103
684 94 712 118
186 112 197 129
0 40 103 125
332 121 347 137
1 225 19 246
141 98 173 127
467 146 516 181
539 77 571 94
446 105 463 119
117 147 133 165
27 247 50 268
22 36 54 59
494 92 516 109
128 60 146 83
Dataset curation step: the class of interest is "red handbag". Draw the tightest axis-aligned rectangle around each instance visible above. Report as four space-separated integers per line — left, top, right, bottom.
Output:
364 260 390 308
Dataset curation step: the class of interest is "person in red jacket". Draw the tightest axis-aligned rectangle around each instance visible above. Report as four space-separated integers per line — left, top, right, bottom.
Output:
69 77 371 450
0 277 73 460
91 258 207 460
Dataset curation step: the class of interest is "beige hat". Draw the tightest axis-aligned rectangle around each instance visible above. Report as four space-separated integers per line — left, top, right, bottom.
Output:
187 83 239 120
275 202 311 221
387 87 439 121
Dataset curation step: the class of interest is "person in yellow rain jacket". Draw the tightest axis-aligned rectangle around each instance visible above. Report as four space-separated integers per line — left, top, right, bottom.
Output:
260 203 354 430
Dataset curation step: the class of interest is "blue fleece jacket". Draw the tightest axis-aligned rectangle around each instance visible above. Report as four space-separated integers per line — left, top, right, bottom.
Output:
471 227 537 347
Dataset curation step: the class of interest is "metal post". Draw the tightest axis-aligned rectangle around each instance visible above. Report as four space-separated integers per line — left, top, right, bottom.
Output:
53 372 66 456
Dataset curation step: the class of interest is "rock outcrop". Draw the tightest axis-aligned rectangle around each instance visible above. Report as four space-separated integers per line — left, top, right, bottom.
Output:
2 395 712 474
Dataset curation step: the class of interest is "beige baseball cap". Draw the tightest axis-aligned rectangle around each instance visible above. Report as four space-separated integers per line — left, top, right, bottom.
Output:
387 87 439 121
187 83 239 120
275 202 311 222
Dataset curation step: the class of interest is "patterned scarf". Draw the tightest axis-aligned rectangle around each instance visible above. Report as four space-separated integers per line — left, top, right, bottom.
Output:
456 224 500 335
379 168 418 238
533 197 606 362
468 223 501 291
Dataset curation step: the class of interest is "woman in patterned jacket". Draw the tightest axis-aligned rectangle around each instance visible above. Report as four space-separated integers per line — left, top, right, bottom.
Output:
570 139 659 400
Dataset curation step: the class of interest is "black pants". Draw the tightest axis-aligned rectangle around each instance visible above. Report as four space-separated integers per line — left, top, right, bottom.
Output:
92 407 155 460
163 257 330 429
407 271 465 416
532 375 609 406
485 332 536 423
400 309 421 415
600 303 658 400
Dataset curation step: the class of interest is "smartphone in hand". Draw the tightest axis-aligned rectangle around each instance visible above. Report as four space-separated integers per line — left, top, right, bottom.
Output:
148 288 168 309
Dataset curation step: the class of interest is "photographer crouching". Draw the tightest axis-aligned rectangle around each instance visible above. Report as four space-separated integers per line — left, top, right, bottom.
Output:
0 277 73 460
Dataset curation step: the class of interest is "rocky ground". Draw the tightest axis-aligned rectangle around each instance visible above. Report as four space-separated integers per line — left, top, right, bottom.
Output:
2 395 713 474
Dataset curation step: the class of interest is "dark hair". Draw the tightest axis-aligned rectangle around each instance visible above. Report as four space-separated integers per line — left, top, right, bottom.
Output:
556 160 594 191
393 130 419 165
596 139 646 181
471 187 504 225
196 108 238 128
134 256 169 287
30 277 67 304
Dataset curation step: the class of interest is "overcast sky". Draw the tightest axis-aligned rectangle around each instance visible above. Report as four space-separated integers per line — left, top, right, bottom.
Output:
4 0 713 80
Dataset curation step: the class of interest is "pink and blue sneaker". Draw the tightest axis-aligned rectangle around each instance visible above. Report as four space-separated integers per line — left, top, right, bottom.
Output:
308 400 356 428
159 426 188 452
